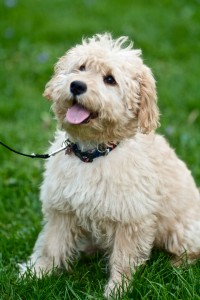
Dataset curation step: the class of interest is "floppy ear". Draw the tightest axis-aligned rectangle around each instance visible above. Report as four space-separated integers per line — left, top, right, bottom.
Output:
43 64 63 101
43 77 55 100
43 51 72 101
137 65 160 133
43 73 68 101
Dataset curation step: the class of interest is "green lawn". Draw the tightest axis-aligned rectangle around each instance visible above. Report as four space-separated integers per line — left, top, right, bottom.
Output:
0 0 200 299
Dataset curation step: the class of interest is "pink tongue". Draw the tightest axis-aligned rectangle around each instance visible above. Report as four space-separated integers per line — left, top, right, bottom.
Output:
66 103 91 124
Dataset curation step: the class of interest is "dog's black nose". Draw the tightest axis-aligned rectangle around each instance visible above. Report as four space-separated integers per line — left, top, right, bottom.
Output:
70 81 87 96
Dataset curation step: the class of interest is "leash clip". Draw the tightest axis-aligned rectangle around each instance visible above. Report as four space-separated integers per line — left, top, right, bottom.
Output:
48 139 69 157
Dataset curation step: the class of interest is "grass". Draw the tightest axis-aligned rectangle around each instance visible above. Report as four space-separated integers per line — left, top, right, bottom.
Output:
0 0 200 299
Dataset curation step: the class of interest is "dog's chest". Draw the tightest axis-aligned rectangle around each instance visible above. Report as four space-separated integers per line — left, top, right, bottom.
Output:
41 147 159 223
45 156 127 219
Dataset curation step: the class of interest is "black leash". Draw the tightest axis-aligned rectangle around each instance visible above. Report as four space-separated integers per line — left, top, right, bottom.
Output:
0 141 50 159
0 140 69 159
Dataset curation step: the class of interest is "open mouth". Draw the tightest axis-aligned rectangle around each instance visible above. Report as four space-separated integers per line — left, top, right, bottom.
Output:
66 100 98 125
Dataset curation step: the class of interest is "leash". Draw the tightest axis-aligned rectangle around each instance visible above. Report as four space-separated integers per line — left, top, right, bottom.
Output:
0 140 69 159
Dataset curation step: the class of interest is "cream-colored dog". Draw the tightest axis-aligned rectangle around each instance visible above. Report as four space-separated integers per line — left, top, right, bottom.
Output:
21 33 200 298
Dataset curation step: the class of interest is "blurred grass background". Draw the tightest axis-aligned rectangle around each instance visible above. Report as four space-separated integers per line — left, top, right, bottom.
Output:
0 0 200 299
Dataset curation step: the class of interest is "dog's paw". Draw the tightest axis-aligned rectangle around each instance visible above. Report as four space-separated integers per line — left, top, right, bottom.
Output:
18 262 28 277
104 281 117 299
104 275 131 299
104 281 125 299
18 261 38 278
18 257 55 278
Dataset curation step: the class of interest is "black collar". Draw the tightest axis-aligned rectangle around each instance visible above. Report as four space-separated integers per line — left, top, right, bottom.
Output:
65 139 118 163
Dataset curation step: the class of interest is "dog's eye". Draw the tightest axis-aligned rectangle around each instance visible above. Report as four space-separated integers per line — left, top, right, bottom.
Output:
79 65 86 71
103 75 116 86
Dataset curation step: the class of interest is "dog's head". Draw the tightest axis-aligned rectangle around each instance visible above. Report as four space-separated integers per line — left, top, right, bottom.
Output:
44 33 159 143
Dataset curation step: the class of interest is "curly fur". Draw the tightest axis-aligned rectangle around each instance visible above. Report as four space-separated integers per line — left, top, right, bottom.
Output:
20 33 200 299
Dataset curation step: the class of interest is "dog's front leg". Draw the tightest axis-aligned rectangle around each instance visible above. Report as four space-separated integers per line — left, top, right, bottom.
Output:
20 211 79 277
104 217 157 298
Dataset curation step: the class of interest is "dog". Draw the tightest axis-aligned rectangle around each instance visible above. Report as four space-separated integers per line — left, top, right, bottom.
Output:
20 33 200 298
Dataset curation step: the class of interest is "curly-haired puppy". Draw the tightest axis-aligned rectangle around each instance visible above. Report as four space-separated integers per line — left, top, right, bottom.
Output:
20 33 200 298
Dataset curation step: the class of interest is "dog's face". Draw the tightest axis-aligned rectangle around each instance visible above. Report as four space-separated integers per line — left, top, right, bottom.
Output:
44 33 159 143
